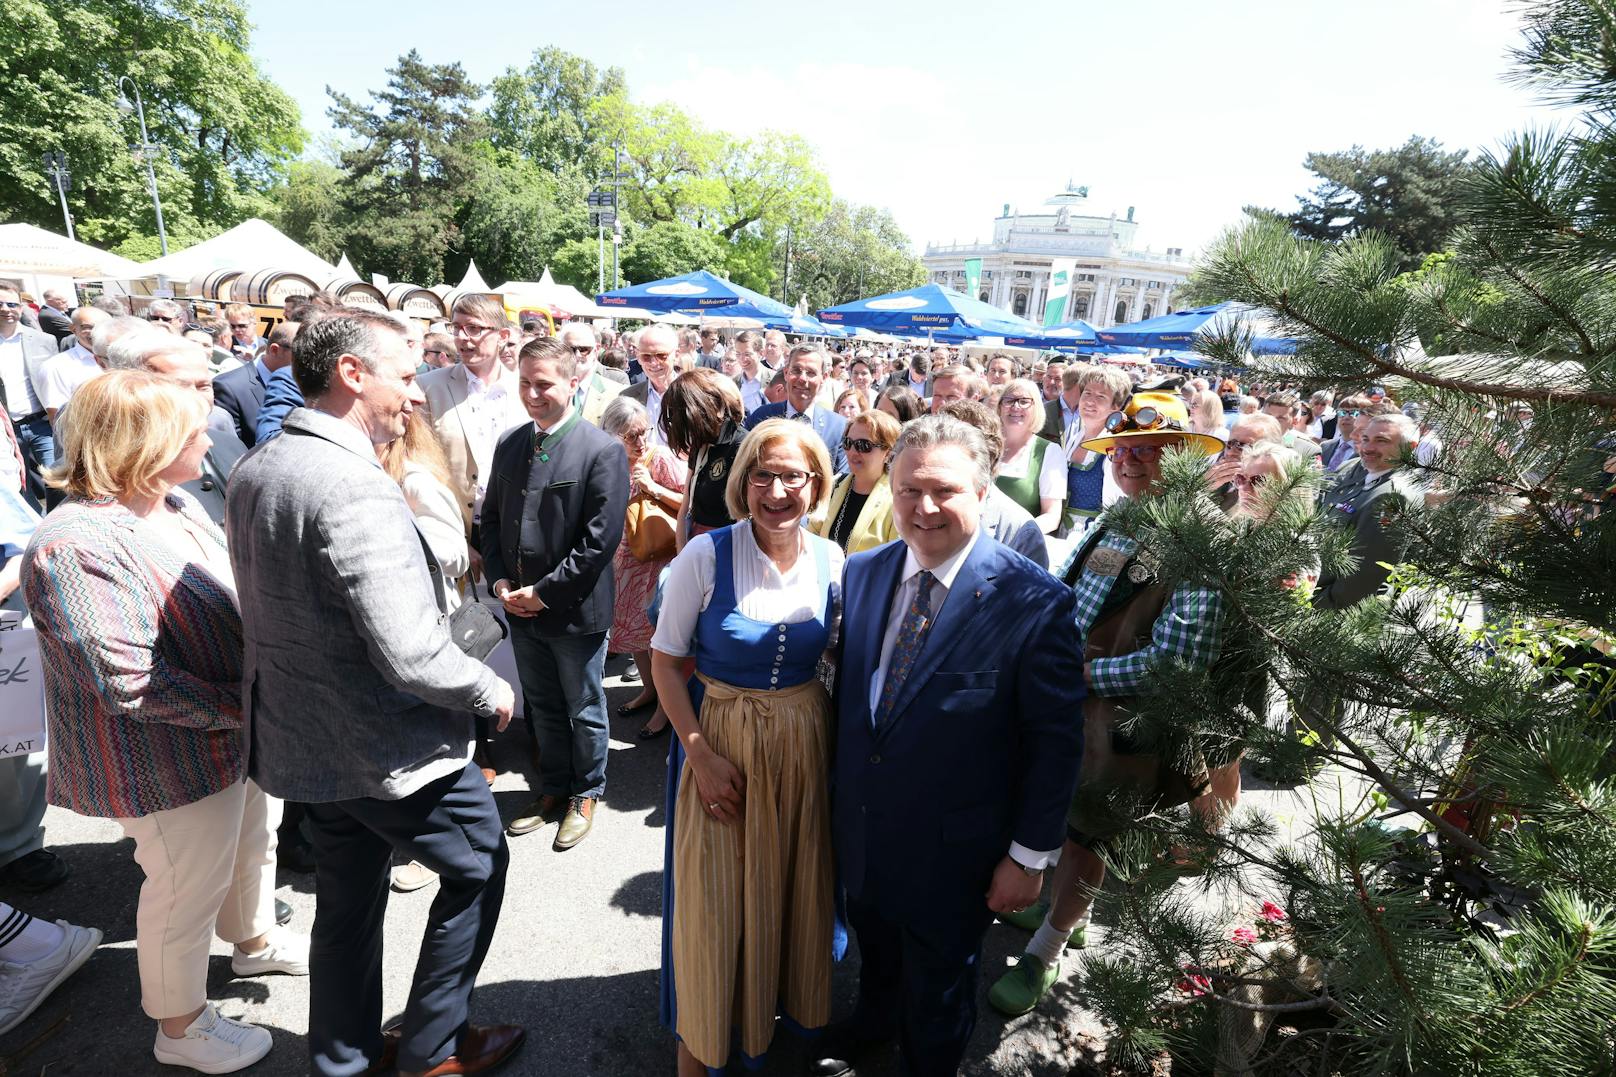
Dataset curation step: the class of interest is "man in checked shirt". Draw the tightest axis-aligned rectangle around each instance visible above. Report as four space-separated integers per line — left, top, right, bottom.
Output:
989 385 1227 1017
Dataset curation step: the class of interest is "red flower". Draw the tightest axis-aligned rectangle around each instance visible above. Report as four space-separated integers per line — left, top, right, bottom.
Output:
1232 925 1258 946
1259 900 1288 923
1175 965 1212 997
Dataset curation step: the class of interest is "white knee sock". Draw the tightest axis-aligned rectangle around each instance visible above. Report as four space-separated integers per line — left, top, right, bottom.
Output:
1027 916 1075 967
0 904 65 963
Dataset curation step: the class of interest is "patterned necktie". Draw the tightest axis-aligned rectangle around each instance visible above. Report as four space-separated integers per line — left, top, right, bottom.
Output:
874 570 936 728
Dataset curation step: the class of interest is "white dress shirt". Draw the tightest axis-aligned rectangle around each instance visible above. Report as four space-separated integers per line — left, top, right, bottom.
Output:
37 344 100 411
0 331 39 419
645 381 669 448
464 367 529 521
738 372 765 415
868 527 1058 870
651 521 844 659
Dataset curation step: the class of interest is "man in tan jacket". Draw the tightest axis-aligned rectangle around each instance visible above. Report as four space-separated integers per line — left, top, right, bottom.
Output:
416 295 529 542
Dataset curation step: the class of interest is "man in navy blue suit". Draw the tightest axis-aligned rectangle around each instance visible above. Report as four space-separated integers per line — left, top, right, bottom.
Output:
814 415 1086 1077
743 343 848 474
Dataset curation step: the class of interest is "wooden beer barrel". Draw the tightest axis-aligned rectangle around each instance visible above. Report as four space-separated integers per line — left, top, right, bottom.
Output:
188 268 244 300
320 275 388 310
240 268 320 306
384 283 446 319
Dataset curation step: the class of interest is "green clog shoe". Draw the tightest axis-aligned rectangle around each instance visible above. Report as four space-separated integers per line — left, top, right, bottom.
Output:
988 954 1060 1016
997 899 1050 932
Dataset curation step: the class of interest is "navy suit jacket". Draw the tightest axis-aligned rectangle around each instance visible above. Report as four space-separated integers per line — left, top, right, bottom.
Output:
832 534 1085 927
213 362 268 448
743 400 848 474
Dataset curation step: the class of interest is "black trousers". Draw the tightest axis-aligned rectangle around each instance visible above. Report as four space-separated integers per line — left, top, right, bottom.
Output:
304 761 510 1075
844 892 995 1077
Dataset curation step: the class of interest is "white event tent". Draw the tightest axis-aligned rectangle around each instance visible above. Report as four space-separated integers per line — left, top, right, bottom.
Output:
128 218 337 289
0 222 146 298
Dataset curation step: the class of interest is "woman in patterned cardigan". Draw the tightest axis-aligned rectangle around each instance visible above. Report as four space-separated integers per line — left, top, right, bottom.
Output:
20 370 307 1075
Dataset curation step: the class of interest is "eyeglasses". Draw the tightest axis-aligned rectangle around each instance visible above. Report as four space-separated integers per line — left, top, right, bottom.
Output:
841 437 885 454
1000 397 1036 410
568 344 593 355
1225 437 1257 453
1107 443 1164 462
639 351 672 362
452 322 497 338
1104 407 1184 435
0 301 20 310
1338 408 1365 418
747 467 812 490
1234 472 1270 488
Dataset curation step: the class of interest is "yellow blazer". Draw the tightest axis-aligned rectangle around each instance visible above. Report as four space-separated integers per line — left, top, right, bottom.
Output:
814 473 899 554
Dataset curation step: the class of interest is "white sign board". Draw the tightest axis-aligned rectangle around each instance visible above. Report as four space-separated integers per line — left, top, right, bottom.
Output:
0 611 46 755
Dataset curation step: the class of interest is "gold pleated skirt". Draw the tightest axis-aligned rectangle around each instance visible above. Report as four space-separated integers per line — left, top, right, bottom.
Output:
672 672 834 1068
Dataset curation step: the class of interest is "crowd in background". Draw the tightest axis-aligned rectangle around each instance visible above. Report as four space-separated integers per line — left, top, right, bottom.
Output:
0 284 1470 1076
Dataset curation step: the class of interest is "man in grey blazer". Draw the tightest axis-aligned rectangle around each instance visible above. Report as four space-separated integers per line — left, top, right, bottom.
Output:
227 310 523 1077
0 286 61 495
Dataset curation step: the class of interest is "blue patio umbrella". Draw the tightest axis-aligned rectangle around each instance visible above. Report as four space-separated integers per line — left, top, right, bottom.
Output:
1095 301 1296 353
1002 318 1103 350
597 269 795 318
819 283 1038 337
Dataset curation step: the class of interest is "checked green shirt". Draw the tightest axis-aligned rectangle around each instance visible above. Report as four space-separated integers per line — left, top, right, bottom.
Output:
1061 528 1224 697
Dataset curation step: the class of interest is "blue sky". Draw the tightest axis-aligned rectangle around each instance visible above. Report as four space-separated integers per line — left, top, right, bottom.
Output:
247 0 1561 256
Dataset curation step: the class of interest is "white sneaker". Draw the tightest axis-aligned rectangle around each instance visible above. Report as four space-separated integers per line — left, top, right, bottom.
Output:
0 920 102 1036
152 1003 272 1073
230 930 309 977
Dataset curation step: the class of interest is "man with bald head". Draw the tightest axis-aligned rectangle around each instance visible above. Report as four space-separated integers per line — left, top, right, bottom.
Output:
559 322 622 426
37 307 109 421
619 323 677 446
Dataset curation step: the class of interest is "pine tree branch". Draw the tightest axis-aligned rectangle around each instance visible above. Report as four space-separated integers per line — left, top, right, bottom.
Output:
1478 237 1598 355
1259 285 1616 407
1350 862 1426 1018
1204 990 1341 1014
1500 918 1593 1011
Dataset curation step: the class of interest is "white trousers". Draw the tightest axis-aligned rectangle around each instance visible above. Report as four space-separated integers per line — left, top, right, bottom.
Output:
116 779 282 1019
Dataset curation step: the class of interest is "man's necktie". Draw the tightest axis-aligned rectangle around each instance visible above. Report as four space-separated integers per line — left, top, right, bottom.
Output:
792 410 811 423
874 570 936 728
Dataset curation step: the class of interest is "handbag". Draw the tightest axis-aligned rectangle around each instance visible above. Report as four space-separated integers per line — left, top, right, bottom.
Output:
625 453 677 562
447 598 507 662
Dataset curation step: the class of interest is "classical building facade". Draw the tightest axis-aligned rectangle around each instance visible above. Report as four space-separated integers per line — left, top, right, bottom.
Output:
921 184 1192 328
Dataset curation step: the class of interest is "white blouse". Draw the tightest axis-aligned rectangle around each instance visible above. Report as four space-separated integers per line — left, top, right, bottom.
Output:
995 435 1069 498
651 522 845 658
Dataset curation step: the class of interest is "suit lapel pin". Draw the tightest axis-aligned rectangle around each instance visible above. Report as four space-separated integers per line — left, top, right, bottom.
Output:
974 589 982 599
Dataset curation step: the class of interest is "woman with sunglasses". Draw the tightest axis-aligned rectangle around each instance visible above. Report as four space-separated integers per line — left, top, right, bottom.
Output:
812 408 900 554
993 378 1066 533
649 420 842 1077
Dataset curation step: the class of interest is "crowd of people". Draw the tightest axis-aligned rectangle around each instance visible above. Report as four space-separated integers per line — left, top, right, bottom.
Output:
0 283 1456 1076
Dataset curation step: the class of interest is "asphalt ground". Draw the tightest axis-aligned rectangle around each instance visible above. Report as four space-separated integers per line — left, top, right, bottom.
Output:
1 656 1346 1077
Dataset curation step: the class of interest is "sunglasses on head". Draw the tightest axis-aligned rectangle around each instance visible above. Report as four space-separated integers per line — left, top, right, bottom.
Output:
1103 407 1185 435
841 437 885 454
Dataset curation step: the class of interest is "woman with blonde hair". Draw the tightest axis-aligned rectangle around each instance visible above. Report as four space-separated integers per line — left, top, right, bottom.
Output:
1190 388 1226 438
651 419 843 1077
22 371 306 1073
378 415 476 890
812 408 900 554
993 377 1066 533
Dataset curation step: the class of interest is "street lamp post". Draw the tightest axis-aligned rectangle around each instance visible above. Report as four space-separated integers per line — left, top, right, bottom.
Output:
41 152 75 241
116 76 168 256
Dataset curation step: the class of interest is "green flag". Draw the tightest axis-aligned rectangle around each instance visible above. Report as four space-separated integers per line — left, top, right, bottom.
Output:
963 258 982 299
1043 258 1076 325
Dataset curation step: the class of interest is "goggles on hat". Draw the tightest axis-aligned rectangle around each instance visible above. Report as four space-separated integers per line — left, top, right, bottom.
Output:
1103 407 1185 435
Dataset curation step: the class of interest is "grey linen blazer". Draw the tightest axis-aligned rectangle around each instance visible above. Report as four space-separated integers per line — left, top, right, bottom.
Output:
226 407 499 802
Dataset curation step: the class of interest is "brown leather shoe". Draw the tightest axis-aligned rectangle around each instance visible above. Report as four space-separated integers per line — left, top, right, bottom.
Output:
506 794 565 836
362 1026 401 1075
480 767 497 786
553 796 595 851
407 1024 526 1076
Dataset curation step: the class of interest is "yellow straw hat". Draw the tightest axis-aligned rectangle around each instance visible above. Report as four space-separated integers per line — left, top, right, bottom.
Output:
1078 389 1225 456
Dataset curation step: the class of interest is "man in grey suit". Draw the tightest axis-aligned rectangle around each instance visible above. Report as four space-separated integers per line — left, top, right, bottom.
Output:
1314 412 1426 609
0 286 61 495
227 310 524 1077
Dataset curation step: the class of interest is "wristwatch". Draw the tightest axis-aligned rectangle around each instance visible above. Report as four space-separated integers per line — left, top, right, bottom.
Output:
1017 862 1043 878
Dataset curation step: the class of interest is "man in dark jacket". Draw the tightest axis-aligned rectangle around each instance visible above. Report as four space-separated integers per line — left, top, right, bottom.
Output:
481 337 628 850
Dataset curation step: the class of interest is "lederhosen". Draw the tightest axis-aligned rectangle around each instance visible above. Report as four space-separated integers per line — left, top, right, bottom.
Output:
1062 528 1211 846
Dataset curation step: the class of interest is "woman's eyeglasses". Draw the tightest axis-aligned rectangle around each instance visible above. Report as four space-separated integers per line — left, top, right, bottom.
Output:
841 437 885 454
1000 397 1036 411
747 467 811 490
